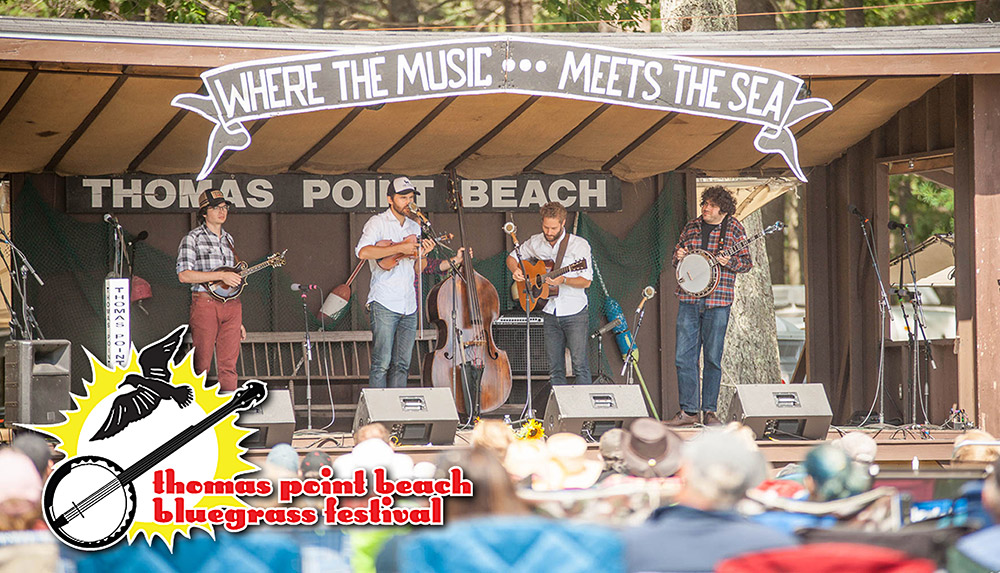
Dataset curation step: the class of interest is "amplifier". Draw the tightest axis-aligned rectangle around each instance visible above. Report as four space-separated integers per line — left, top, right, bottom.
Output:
491 311 548 375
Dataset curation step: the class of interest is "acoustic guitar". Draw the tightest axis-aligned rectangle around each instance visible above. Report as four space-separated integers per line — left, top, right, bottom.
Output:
512 258 588 312
202 250 287 302
42 381 267 551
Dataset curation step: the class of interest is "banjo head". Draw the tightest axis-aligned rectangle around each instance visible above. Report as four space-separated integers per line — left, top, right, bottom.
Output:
676 249 720 298
43 455 136 551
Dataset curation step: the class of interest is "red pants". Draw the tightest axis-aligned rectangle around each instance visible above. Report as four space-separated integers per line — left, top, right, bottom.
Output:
189 292 242 391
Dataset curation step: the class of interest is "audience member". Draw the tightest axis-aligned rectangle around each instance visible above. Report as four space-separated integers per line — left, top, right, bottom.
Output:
355 423 392 446
952 429 1000 465
265 443 301 477
300 451 333 479
598 428 628 481
802 444 872 502
333 436 414 481
623 429 796 572
950 459 1000 571
12 434 52 480
0 448 58 573
621 418 682 479
503 439 549 487
534 433 604 491
832 431 878 464
469 419 515 462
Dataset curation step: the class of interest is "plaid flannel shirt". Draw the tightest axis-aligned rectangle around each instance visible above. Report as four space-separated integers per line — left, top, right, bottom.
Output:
672 215 752 307
176 224 237 292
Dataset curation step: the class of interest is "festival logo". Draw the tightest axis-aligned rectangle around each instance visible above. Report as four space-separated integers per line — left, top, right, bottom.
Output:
27 325 261 551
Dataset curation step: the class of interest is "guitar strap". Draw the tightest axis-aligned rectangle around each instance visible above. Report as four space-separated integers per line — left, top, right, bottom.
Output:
716 215 731 254
224 233 242 264
554 232 570 270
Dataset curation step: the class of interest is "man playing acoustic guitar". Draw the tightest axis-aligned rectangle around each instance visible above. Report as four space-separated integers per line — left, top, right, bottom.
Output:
506 202 593 386
176 189 247 393
356 176 435 388
667 186 752 427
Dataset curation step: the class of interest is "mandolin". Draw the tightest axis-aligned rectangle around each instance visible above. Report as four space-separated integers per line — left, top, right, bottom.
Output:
202 250 286 302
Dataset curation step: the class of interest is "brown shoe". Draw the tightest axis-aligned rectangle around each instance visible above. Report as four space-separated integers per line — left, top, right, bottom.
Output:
664 411 699 428
703 411 723 426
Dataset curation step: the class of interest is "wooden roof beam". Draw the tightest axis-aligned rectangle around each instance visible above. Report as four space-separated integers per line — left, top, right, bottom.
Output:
368 97 455 173
523 103 611 172
0 64 39 127
445 95 539 173
289 107 364 172
45 71 129 172
602 112 678 172
676 122 743 171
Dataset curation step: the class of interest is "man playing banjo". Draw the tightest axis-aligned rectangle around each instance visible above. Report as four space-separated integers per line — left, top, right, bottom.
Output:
666 186 752 427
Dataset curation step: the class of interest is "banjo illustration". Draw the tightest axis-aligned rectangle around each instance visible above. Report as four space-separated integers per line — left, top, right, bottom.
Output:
676 221 785 298
42 381 267 551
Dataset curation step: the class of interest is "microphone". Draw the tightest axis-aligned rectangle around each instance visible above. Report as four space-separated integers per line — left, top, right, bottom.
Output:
887 220 908 231
591 317 622 339
635 286 656 314
103 213 120 226
847 204 869 223
291 283 318 292
128 230 149 246
408 203 430 225
503 222 520 245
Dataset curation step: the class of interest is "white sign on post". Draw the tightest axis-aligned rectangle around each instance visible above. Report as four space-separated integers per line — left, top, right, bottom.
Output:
105 277 130 368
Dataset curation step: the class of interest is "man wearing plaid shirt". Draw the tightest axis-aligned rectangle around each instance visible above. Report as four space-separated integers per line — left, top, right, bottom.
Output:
666 186 752 427
176 189 246 392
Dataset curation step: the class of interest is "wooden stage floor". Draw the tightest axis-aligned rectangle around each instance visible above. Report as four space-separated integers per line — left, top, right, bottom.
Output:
245 426 969 471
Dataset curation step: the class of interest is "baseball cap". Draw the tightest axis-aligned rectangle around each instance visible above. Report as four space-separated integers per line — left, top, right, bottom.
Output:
198 189 234 209
389 176 419 196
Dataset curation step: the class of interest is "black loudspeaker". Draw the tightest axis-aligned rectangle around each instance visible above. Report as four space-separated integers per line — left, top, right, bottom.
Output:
238 388 296 448
543 384 648 439
492 312 548 375
4 340 72 427
727 383 833 440
353 387 459 446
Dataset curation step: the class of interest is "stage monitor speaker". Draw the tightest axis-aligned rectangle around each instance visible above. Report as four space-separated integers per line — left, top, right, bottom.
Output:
353 387 459 446
4 340 72 427
543 384 648 439
238 388 296 448
492 312 548 375
727 383 832 440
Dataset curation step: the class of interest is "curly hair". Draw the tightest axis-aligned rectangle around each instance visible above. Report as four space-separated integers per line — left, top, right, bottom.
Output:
701 186 737 216
539 201 568 222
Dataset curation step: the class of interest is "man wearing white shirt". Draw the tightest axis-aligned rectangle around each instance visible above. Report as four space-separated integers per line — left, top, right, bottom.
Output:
506 202 593 385
356 176 435 388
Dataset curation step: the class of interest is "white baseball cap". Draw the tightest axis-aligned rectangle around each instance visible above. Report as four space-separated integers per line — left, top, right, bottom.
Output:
389 176 419 195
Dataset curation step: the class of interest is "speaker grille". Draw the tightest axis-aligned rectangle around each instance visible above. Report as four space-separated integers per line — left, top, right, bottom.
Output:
492 312 548 375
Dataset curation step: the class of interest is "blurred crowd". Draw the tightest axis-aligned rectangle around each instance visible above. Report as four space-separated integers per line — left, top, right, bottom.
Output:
2 422 999 573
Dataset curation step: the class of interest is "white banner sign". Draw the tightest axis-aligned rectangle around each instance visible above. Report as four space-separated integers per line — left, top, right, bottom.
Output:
174 37 832 182
105 277 130 368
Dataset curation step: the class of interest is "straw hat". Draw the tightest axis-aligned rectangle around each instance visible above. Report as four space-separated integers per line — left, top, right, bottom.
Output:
534 433 604 491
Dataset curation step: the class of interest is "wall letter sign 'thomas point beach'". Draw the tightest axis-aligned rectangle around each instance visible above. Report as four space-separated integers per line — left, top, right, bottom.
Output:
173 37 832 182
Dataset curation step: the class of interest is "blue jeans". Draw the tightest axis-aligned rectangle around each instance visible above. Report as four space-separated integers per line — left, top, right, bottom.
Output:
369 302 417 388
544 308 592 386
675 301 731 412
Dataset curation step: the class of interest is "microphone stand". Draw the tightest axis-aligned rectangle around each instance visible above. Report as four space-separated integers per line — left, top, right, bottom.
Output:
898 227 934 426
298 289 314 430
508 229 537 422
0 228 44 340
854 212 893 427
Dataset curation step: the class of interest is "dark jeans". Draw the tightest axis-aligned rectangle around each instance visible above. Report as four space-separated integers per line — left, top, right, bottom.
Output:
543 308 592 386
675 300 731 412
369 301 417 388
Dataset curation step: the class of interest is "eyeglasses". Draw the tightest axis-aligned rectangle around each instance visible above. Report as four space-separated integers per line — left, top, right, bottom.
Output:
209 204 230 211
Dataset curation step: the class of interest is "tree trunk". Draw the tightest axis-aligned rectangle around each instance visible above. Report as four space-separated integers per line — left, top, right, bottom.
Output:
660 0 736 32
844 0 864 27
736 0 775 31
504 0 534 31
978 0 1000 22
762 196 785 282
718 210 784 420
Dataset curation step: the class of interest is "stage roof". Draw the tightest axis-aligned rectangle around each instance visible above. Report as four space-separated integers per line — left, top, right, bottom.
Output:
1 18 997 182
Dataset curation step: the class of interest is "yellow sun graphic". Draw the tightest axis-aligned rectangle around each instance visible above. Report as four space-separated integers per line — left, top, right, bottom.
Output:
28 343 258 551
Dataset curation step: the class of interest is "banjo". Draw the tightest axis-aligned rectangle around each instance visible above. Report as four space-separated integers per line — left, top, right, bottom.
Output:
42 381 267 551
676 221 785 298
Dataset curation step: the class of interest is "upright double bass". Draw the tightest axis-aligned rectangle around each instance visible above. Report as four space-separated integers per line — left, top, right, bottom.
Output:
423 179 512 417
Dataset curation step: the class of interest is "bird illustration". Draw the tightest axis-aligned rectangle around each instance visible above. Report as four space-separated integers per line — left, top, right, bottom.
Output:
91 325 194 441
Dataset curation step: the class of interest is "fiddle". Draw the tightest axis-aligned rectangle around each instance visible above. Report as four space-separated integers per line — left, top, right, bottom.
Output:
376 232 454 271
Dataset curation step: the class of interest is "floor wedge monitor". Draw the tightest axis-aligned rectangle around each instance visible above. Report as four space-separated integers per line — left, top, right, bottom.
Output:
353 387 459 446
543 384 648 440
5 340 72 427
727 383 832 440
238 387 296 448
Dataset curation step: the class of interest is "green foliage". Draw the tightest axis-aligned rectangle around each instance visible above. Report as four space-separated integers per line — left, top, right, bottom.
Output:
771 0 975 29
536 0 656 31
889 174 954 258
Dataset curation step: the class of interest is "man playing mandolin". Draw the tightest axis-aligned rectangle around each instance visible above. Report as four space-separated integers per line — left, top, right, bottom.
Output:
176 189 247 393
506 202 593 386
356 176 435 388
667 186 752 427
